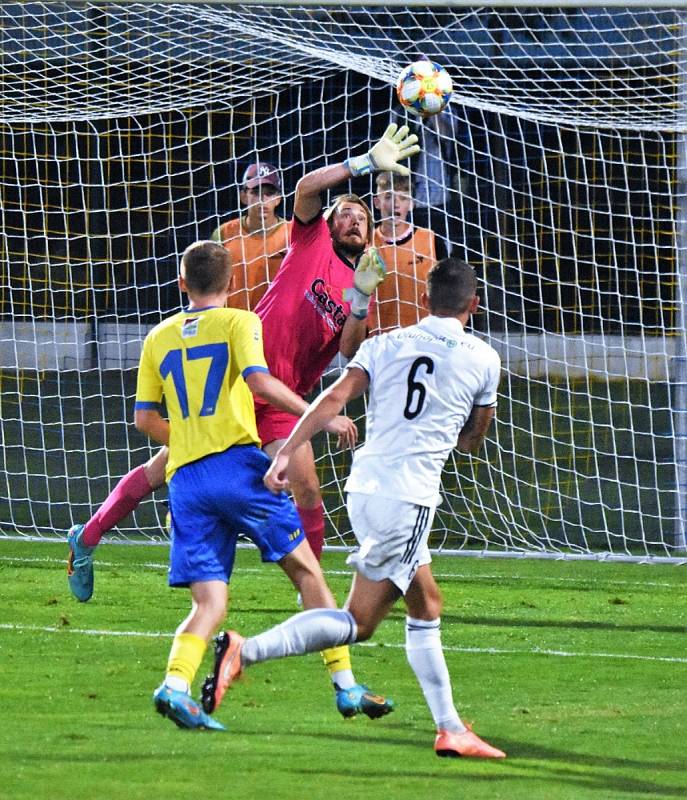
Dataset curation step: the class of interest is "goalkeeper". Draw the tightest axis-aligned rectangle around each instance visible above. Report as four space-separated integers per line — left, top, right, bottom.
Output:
67 123 420 718
250 121 420 567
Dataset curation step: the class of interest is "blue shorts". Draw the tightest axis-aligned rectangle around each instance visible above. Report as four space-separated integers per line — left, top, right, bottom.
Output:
167 445 305 587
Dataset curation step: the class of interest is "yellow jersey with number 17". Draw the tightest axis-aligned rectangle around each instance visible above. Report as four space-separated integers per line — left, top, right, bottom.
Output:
135 306 269 480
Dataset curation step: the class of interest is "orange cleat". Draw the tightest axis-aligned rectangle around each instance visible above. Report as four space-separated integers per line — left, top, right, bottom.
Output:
434 727 506 759
201 630 245 714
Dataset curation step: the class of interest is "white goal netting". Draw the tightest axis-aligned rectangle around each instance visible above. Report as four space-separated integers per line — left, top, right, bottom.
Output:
1 2 686 561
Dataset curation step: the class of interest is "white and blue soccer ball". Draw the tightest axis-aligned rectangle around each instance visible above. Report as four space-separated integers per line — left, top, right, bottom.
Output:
396 60 453 117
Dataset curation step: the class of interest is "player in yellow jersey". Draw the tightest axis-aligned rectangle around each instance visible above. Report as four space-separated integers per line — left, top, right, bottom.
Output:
67 162 289 577
211 162 289 310
135 240 358 730
371 171 436 333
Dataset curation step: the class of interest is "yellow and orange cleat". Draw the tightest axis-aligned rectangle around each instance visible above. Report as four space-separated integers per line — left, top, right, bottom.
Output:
434 727 506 759
201 630 245 714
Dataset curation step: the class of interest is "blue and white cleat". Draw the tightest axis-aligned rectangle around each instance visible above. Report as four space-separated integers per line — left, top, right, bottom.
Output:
335 683 395 720
66 524 95 602
153 685 226 731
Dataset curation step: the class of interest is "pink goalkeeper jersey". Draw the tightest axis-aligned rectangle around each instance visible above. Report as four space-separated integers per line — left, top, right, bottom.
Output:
254 214 362 396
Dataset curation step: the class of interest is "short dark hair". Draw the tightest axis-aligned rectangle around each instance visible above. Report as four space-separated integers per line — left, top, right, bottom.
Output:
427 257 478 315
181 241 232 295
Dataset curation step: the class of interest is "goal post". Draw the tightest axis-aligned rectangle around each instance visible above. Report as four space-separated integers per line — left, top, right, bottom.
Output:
1 2 686 562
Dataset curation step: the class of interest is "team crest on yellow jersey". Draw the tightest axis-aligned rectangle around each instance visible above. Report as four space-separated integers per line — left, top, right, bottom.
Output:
182 317 200 338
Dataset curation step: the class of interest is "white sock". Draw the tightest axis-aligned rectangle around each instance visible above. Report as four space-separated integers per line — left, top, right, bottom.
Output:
405 616 466 734
242 609 357 667
330 669 356 690
163 675 189 694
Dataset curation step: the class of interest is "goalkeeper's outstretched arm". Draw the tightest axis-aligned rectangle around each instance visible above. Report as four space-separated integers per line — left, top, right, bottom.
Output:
294 163 351 223
294 124 420 224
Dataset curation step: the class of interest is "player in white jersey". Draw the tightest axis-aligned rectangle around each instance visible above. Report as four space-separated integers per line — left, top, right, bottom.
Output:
201 258 506 760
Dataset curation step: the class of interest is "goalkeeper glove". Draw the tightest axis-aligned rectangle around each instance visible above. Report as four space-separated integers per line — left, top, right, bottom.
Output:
345 247 386 320
345 123 420 178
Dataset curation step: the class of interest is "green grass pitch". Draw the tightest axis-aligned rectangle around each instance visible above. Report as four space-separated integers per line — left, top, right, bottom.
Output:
1 540 685 800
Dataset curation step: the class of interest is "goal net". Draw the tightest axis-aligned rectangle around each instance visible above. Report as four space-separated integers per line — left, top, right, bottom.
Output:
1 2 686 561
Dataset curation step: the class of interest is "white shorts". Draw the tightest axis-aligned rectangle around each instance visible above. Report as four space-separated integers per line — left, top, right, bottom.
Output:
345 492 435 595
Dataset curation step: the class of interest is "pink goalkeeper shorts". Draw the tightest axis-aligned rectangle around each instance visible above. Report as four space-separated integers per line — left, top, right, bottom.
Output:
254 397 300 446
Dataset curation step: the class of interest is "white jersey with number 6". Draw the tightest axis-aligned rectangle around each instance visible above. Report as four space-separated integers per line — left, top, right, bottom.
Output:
344 315 501 507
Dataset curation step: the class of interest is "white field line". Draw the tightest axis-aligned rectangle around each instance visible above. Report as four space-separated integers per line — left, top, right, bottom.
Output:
0 555 679 589
0 621 685 664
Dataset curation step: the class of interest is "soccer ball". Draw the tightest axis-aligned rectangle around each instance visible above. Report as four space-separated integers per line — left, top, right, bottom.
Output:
396 60 453 117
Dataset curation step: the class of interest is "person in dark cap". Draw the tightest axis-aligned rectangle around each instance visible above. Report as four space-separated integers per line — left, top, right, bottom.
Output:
212 162 289 310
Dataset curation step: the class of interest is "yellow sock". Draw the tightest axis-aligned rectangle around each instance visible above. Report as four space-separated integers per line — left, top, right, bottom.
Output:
321 645 352 675
165 632 207 688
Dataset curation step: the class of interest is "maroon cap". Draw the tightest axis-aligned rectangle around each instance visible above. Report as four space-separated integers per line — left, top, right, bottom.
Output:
242 162 282 191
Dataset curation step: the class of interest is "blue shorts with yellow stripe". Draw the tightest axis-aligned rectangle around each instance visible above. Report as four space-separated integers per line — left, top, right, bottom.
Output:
167 444 304 587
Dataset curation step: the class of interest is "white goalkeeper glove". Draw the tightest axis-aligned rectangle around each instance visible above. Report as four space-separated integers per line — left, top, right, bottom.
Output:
345 123 420 178
345 247 386 320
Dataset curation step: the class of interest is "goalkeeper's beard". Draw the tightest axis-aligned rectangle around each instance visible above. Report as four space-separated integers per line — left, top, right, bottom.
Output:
333 236 366 261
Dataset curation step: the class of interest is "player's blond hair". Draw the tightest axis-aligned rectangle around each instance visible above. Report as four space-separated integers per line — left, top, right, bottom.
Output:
181 241 232 295
375 171 411 194
323 193 374 245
